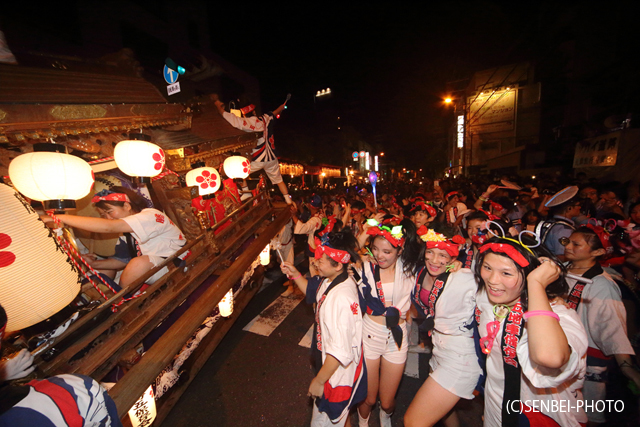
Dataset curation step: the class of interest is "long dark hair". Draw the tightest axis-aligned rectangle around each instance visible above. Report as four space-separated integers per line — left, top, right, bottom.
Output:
93 186 148 213
399 218 423 276
473 237 568 311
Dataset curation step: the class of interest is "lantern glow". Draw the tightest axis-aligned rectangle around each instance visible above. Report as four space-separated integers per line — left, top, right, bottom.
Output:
218 289 234 317
0 184 81 332
8 147 94 210
114 139 165 181
259 244 270 266
186 166 221 198
128 385 157 427
223 156 251 179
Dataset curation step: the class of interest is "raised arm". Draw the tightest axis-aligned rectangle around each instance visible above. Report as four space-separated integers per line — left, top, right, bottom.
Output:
525 258 571 368
474 184 499 210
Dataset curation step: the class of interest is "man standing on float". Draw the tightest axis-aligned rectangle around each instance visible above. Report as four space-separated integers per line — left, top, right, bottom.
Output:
215 98 293 205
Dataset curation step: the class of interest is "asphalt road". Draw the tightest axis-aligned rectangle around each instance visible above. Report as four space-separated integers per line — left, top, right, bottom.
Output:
162 268 484 427
162 267 639 427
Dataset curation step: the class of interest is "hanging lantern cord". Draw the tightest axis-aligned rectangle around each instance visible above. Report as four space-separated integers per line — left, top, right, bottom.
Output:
46 210 145 312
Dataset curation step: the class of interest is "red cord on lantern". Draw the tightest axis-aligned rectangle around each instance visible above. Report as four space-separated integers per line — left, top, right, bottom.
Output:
46 210 146 312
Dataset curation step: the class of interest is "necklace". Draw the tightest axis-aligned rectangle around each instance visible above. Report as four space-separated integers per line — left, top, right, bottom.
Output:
568 264 593 271
480 304 511 354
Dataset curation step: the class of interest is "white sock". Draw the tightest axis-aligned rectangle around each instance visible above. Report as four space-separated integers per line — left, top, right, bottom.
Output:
358 410 370 427
380 407 392 427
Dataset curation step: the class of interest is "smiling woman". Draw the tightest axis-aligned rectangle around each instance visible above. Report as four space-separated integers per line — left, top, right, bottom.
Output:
404 224 479 427
473 237 587 426
355 218 422 427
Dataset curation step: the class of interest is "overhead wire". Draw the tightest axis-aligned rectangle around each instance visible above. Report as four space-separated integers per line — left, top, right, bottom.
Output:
466 63 519 124
468 68 528 126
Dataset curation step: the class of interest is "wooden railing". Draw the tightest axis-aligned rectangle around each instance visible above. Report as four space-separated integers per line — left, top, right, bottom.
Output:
30 188 291 422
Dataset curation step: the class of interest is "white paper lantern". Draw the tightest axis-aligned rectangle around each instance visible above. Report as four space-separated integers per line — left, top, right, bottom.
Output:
259 244 270 266
114 139 165 179
128 385 157 427
218 289 234 318
0 184 80 333
223 156 251 179
8 150 94 209
185 166 221 198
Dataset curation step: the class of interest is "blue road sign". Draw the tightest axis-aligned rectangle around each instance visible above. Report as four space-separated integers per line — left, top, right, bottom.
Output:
163 65 179 84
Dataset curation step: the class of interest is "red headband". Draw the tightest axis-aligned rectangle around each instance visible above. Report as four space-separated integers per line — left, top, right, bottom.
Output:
351 208 364 215
479 208 499 221
411 201 437 218
240 104 255 114
584 224 612 252
367 225 405 247
318 216 337 237
489 201 504 212
426 241 460 257
417 226 465 257
314 237 351 263
446 191 459 200
479 242 530 267
91 193 130 204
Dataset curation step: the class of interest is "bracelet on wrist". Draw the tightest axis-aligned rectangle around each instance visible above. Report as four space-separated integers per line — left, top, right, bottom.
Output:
479 196 488 202
289 273 303 281
523 310 560 321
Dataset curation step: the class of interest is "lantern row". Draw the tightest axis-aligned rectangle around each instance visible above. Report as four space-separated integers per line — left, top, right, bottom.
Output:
8 138 252 208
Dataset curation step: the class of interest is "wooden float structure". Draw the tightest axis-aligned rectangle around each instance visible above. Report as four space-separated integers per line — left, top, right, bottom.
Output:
0 62 289 424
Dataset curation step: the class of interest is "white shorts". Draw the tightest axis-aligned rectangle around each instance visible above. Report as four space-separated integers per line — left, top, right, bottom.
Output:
311 402 347 427
429 331 481 399
250 159 283 185
363 314 408 364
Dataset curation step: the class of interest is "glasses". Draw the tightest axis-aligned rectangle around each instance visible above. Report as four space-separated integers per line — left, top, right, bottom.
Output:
479 320 500 354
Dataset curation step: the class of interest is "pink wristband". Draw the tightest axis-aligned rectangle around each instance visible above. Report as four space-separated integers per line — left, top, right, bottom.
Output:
289 273 302 281
523 310 560 321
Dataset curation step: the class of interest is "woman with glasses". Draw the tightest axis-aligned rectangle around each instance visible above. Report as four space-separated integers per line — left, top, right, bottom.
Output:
404 224 481 427
475 237 588 426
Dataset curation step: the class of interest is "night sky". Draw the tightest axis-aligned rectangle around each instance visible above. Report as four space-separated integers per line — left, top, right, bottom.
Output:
207 3 538 165
198 3 547 170
4 2 640 173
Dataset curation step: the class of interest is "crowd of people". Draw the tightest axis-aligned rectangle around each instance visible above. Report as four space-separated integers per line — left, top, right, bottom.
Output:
277 173 640 427
3 153 639 427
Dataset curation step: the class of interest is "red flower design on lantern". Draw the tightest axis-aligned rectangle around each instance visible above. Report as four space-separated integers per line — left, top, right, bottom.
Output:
0 233 16 268
195 170 218 189
152 149 165 171
242 160 250 175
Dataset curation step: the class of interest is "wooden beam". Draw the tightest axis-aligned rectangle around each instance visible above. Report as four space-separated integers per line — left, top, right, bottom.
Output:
152 266 263 426
109 208 291 417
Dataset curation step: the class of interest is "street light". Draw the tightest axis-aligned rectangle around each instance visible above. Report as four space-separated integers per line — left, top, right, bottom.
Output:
444 97 452 104
315 88 332 97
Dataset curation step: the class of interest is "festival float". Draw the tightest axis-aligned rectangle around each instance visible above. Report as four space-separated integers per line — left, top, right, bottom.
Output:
0 60 289 425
